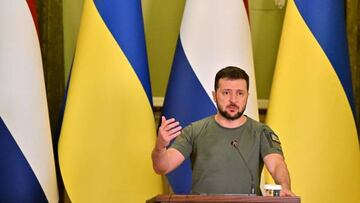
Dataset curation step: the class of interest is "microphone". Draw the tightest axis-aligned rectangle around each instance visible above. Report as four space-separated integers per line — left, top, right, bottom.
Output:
231 140 256 195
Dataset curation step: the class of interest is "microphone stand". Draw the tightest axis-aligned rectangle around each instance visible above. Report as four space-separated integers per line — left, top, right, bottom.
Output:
231 140 256 195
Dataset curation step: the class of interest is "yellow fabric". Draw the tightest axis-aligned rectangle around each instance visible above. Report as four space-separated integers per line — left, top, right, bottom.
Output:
58 1 163 202
266 1 360 203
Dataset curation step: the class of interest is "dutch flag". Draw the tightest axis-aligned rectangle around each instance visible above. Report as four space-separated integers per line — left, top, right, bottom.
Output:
162 0 259 194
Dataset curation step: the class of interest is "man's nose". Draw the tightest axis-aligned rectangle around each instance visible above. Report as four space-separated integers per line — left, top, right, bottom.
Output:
229 93 237 102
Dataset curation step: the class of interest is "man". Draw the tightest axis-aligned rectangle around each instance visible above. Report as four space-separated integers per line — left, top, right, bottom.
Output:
152 66 294 196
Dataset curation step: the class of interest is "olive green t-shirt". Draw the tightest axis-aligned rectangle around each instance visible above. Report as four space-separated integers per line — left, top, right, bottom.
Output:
170 116 283 195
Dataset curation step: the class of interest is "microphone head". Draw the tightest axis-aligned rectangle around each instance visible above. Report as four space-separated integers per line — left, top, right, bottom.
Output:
231 140 239 147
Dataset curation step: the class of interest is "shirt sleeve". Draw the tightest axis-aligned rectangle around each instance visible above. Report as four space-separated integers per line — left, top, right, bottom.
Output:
260 125 284 159
169 124 193 159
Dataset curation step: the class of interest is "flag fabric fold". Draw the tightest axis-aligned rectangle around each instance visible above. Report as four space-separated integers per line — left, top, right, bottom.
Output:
163 0 258 194
0 1 58 202
58 0 162 202
266 0 360 203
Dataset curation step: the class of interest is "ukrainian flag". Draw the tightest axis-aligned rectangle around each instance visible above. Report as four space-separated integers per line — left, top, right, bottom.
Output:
0 1 58 202
58 0 162 202
163 0 258 194
266 0 360 202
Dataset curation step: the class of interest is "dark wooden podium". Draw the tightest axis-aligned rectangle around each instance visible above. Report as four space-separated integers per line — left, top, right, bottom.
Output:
147 194 301 203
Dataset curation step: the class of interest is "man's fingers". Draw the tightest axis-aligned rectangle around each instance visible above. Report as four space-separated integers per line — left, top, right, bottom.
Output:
161 117 176 127
160 125 182 138
159 124 181 141
169 131 182 140
160 117 180 133
161 116 166 123
168 126 182 135
158 117 182 142
280 189 295 197
164 121 180 131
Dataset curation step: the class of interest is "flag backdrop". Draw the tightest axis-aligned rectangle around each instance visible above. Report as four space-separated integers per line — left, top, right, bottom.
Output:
162 0 258 194
0 1 58 203
266 0 360 203
58 0 163 202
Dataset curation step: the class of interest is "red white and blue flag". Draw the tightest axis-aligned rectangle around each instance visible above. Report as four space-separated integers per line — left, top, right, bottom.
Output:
163 0 258 194
0 1 58 202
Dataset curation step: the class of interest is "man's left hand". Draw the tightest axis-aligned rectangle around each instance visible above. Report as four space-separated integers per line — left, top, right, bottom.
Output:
280 188 296 197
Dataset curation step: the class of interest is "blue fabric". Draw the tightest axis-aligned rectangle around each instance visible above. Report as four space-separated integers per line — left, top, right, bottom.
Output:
94 0 152 104
0 117 47 203
294 0 355 116
162 40 217 194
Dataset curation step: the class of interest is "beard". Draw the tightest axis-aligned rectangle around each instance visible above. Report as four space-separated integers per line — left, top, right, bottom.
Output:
216 103 245 121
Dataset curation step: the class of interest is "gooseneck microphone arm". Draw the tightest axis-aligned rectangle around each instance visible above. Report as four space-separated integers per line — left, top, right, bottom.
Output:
231 140 256 195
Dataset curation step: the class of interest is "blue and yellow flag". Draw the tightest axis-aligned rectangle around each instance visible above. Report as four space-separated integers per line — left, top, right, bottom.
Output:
58 0 163 202
266 0 360 203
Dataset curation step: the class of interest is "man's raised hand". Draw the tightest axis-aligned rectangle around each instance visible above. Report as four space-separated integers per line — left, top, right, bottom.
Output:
156 116 182 150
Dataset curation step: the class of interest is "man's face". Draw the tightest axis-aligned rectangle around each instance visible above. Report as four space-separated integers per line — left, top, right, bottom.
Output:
212 78 249 121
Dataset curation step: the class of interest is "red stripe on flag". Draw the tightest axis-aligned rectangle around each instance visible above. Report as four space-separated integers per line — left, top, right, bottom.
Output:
243 0 249 18
26 0 39 32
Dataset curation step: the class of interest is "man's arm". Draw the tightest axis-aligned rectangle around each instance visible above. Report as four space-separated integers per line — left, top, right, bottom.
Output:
152 116 185 174
263 153 295 196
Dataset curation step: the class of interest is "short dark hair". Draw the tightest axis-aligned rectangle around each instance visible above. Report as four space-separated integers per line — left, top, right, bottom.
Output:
214 66 249 90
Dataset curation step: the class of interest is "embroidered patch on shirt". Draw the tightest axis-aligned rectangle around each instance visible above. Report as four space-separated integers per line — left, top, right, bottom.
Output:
271 133 281 144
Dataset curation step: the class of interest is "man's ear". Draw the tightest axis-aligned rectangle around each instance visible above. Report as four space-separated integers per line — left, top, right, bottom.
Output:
212 91 216 102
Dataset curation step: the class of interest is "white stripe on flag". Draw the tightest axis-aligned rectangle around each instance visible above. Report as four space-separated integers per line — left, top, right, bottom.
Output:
0 2 58 202
180 0 258 120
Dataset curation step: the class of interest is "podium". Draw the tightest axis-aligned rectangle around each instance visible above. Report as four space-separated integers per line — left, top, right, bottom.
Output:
147 194 301 203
